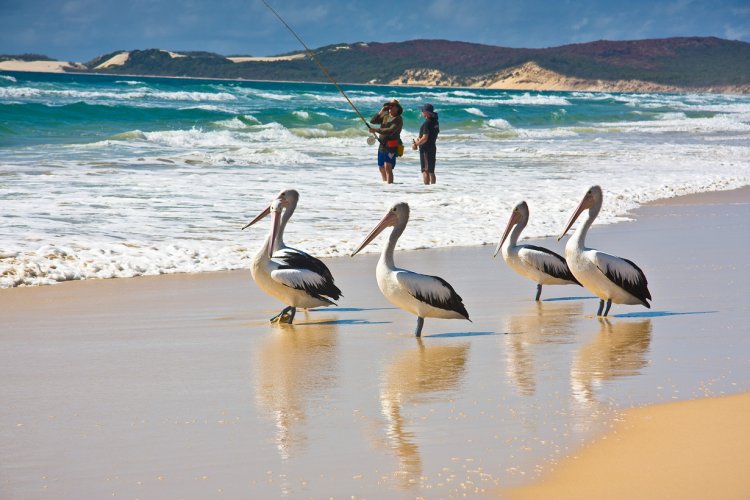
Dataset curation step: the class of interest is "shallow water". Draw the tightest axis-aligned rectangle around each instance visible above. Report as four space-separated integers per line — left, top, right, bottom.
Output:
1 71 749 287
1 199 748 498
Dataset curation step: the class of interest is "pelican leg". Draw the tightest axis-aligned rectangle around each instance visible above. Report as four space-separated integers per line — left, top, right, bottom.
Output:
284 307 297 324
415 317 425 337
596 300 605 316
535 284 542 302
603 299 612 317
270 306 294 323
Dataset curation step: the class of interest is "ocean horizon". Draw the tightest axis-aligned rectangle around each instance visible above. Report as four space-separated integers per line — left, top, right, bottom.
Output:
2 70 749 288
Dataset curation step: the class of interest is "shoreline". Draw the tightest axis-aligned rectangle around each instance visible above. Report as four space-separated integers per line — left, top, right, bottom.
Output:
3 62 749 95
1 185 748 497
0 184 748 291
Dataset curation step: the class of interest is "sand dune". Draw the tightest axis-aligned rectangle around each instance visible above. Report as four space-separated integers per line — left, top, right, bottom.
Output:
0 59 85 72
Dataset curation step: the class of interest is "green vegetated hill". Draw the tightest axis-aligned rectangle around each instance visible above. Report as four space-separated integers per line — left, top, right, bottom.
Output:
76 37 750 89
1 53 56 62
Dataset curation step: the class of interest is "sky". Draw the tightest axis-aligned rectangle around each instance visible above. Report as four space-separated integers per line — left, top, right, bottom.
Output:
1 0 749 62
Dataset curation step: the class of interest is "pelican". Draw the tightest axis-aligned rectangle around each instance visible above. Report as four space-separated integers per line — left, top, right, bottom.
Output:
350 202 470 337
558 186 651 316
494 201 581 301
242 190 342 324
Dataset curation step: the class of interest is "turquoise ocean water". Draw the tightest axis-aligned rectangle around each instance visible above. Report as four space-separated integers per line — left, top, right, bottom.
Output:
1 70 749 287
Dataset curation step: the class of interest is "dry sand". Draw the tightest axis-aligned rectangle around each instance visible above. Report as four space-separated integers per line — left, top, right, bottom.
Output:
228 54 305 63
94 52 130 69
1 187 749 498
0 60 85 72
505 392 750 500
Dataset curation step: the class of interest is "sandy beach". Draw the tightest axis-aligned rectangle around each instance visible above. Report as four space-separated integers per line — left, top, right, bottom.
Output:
505 392 750 499
1 187 749 498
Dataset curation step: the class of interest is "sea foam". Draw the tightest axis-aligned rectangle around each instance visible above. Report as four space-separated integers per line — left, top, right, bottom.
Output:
1 74 749 288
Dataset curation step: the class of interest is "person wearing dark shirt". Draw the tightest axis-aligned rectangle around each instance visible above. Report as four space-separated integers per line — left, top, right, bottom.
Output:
369 99 403 184
412 103 439 185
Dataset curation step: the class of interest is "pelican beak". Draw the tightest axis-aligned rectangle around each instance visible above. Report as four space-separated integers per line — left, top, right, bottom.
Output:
241 205 270 230
494 210 520 258
558 192 593 241
351 210 397 257
268 199 283 258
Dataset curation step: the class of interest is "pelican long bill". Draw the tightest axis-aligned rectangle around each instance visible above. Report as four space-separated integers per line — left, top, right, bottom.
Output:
351 211 397 257
558 191 594 240
242 205 270 231
494 209 521 258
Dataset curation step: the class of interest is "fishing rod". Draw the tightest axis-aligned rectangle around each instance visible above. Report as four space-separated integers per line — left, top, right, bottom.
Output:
261 0 379 145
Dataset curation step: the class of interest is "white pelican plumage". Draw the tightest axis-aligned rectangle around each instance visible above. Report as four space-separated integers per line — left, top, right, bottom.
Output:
350 202 470 337
558 186 652 316
242 190 342 324
494 201 581 300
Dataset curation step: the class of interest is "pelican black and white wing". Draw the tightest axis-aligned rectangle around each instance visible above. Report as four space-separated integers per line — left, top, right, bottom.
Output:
593 251 651 307
271 251 342 303
397 271 470 320
520 245 581 284
274 247 342 299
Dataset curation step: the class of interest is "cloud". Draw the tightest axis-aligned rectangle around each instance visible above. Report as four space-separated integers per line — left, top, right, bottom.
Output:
3 0 750 61
724 24 750 40
286 5 330 24
426 0 478 27
572 18 590 32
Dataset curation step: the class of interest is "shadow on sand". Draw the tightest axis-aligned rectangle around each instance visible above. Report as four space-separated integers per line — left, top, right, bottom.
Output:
424 331 498 339
543 295 599 302
613 310 718 319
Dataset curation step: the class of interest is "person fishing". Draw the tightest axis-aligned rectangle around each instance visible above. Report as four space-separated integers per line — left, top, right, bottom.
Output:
412 103 439 185
369 99 403 184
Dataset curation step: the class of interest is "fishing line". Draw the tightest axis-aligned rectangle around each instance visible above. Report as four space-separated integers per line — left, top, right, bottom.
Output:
262 0 379 144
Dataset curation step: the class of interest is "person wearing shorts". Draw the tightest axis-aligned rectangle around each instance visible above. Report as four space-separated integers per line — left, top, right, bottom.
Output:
412 103 439 185
369 99 403 184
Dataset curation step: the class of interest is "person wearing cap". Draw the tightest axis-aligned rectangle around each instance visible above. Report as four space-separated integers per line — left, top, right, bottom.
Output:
412 103 440 185
369 99 403 184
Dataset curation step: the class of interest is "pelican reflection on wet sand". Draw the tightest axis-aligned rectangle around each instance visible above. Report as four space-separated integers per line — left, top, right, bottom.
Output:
254 319 339 459
571 319 653 404
379 341 470 488
351 202 470 337
504 300 583 396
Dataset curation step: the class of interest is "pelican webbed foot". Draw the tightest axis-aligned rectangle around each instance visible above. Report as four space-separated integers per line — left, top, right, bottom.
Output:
270 306 296 324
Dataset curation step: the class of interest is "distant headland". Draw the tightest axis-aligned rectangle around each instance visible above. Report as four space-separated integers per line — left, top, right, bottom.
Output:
2 37 749 94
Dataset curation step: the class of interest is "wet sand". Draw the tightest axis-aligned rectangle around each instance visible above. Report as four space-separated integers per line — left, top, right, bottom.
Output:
1 187 749 498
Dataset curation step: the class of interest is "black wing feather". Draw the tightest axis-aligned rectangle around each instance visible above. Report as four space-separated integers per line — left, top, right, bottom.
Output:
524 244 581 285
599 257 652 306
275 250 342 300
411 274 470 320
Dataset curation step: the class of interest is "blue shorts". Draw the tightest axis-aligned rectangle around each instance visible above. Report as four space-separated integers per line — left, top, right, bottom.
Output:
378 150 397 168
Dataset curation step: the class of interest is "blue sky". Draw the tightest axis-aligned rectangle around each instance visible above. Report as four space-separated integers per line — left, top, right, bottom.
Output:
1 0 749 61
